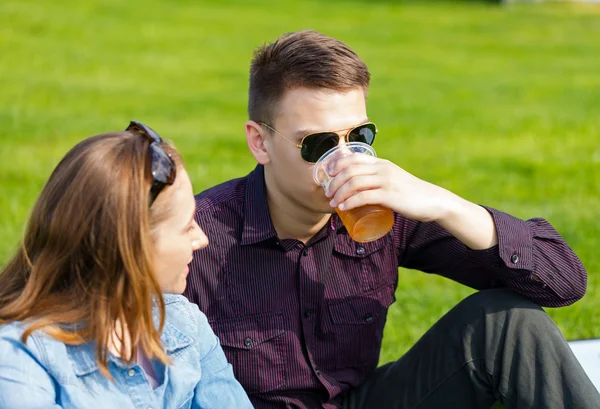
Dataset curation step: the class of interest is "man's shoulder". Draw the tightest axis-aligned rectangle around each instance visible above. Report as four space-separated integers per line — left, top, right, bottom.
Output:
195 175 248 214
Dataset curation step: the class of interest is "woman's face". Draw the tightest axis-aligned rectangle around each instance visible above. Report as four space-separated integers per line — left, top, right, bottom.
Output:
151 168 208 294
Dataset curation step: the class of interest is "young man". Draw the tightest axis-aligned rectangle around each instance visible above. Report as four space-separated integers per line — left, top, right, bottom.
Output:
185 30 599 409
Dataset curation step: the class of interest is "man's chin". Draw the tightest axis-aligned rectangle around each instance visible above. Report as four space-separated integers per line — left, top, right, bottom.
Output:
306 192 336 214
316 206 336 215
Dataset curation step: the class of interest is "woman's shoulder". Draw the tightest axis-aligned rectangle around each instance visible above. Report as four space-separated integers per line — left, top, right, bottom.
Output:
1 320 67 347
0 321 66 370
0 320 24 338
0 321 45 347
0 322 70 406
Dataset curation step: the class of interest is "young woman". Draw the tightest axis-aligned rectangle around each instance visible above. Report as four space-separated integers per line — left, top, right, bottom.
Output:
0 122 253 408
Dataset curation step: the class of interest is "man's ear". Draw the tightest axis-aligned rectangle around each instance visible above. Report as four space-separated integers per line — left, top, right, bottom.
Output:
245 120 270 165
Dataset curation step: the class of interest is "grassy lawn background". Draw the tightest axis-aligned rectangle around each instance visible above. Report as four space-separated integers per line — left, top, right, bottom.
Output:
1 0 598 365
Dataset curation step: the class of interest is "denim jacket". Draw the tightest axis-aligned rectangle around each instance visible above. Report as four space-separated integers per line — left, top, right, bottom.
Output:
0 294 253 409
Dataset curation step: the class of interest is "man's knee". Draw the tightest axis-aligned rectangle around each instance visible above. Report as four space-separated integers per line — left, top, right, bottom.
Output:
462 288 542 314
460 288 564 339
452 288 560 334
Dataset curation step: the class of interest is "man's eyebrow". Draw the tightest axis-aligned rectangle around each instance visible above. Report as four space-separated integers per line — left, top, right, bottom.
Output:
292 120 371 139
293 129 315 139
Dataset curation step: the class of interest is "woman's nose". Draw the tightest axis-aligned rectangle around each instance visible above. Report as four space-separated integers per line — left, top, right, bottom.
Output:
192 224 209 250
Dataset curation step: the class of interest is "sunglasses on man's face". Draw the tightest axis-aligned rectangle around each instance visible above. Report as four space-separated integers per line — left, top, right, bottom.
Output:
259 122 377 163
125 120 176 206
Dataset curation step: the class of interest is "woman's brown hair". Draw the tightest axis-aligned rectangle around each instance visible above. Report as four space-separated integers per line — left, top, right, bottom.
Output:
0 130 181 378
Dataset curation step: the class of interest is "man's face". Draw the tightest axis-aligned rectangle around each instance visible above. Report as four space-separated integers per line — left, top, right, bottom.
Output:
264 86 369 215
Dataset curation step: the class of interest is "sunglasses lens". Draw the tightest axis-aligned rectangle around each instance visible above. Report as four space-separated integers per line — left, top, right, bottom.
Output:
302 133 340 163
149 143 176 184
147 143 176 205
348 123 376 145
127 120 176 205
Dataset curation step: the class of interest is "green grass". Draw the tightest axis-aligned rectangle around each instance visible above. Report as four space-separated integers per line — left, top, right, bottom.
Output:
1 0 599 368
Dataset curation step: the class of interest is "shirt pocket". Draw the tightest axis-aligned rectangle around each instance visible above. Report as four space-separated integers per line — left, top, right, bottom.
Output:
210 311 286 394
326 283 395 370
333 234 397 293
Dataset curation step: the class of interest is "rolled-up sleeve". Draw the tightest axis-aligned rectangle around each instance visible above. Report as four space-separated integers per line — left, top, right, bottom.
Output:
396 206 586 307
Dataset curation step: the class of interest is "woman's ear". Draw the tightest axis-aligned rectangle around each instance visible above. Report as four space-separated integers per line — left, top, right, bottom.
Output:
245 120 270 165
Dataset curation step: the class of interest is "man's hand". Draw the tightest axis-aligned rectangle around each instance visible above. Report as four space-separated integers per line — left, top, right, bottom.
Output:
325 154 498 250
326 154 451 222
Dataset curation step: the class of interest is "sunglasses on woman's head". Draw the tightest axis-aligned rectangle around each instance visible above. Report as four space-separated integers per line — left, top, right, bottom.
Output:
125 120 176 206
258 122 377 163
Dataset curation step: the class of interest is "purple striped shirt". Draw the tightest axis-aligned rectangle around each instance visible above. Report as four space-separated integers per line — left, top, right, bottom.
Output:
185 164 586 409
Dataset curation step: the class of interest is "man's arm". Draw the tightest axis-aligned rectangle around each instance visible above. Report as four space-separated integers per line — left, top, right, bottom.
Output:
435 193 498 250
395 207 585 307
326 154 586 307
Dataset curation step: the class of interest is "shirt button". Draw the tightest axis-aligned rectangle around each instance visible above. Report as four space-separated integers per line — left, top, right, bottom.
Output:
511 253 519 264
304 309 313 318
356 246 366 255
302 248 309 256
364 313 374 322
127 368 135 377
243 337 252 347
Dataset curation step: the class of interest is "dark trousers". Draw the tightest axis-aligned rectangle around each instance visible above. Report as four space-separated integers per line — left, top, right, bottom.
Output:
343 288 600 409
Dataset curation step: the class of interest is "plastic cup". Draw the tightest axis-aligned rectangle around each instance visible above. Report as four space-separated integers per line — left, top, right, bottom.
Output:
313 142 394 243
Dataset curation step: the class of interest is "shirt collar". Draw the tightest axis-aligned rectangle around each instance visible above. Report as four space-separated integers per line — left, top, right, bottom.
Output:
330 212 345 234
240 164 347 245
241 165 279 246
66 342 99 376
66 305 195 377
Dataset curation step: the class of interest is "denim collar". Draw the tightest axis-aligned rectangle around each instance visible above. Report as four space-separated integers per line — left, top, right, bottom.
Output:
66 301 195 376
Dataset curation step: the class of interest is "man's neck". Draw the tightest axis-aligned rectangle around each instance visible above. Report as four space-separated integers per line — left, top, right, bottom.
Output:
264 176 331 244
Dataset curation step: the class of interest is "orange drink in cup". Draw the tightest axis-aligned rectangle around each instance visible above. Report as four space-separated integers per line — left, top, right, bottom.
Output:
313 142 394 243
